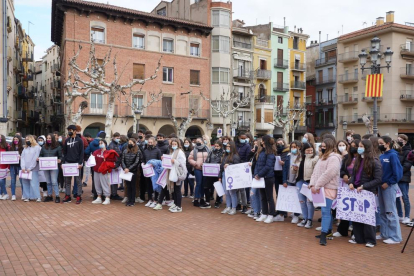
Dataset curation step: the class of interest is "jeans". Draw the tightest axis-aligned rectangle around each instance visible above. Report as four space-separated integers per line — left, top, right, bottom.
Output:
259 177 276 216
44 169 59 196
296 180 315 220
10 165 21 196
378 184 402 242
0 178 6 195
22 171 40 199
321 198 333 234
237 188 247 206
396 182 410 218
250 188 261 214
183 172 195 196
194 169 204 199
223 172 237 208
83 166 90 183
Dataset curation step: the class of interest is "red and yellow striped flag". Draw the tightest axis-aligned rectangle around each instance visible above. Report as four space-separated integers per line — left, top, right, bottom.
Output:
365 74 384 97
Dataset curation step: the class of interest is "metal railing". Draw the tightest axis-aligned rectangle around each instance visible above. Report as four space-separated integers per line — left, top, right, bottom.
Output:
233 41 251 49
256 69 271 79
400 43 414 55
316 98 336 105
400 67 414 77
255 95 275 103
273 82 289 92
337 93 358 104
338 73 358 83
361 93 382 102
233 69 251 79
291 62 306 71
315 57 337 67
340 113 414 124
315 75 336 85
315 122 335 128
274 59 288 69
291 80 306 89
400 90 414 100
338 51 359 62
237 121 251 129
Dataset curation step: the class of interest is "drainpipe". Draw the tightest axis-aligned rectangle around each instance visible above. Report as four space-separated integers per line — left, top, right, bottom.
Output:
0 0 8 123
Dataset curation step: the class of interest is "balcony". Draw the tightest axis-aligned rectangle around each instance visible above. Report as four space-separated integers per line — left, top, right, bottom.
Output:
338 73 358 84
337 93 358 104
28 111 40 121
400 67 414 79
315 122 335 128
7 46 12 62
315 57 337 67
361 93 382 102
274 59 288 69
291 62 306 71
233 69 251 79
143 107 210 119
256 69 271 80
338 51 359 63
400 43 414 59
255 95 275 104
315 75 336 85
233 41 252 49
340 114 414 124
291 80 306 90
15 110 27 121
17 86 27 99
400 90 414 101
273 82 289 92
54 80 61 89
237 120 251 130
316 98 336 106
22 52 34 62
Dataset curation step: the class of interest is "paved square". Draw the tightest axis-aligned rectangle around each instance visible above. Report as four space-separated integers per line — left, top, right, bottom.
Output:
0 182 413 276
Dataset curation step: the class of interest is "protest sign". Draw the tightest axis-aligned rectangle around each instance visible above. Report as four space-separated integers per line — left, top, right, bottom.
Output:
203 163 220 177
162 155 172 169
39 157 58 170
142 163 155 177
275 185 302 214
311 187 326 207
214 181 225 197
0 169 9 179
251 178 265 188
300 183 312 201
224 162 252 190
0 151 19 164
62 164 79 177
336 187 376 226
110 168 122 185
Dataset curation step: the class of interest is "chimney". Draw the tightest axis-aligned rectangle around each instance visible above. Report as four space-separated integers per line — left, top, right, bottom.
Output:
386 11 394 23
376 17 384 26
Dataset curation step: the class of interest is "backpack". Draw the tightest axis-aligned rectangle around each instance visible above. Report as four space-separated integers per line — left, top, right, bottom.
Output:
174 149 188 182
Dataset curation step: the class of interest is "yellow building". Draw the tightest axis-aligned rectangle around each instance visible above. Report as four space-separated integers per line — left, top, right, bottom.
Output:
252 36 273 135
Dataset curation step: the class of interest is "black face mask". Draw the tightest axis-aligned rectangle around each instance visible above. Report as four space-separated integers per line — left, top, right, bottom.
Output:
138 136 143 140
157 140 164 144
321 148 326 154
68 132 73 137
148 145 153 149
26 141 31 146
379 145 386 152
350 147 358 154
196 143 202 147
398 141 403 147
128 144 134 149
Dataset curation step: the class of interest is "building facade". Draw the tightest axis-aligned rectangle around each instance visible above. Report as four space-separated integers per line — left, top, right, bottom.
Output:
51 0 212 137
337 11 414 143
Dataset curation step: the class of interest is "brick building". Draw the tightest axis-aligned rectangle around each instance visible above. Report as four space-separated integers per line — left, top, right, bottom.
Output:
51 0 212 137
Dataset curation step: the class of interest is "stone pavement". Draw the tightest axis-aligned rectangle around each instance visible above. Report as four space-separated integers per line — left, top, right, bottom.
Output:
0 182 414 276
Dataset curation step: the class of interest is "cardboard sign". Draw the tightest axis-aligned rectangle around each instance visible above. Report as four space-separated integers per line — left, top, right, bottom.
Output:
162 154 172 169
300 183 312 201
311 187 326 207
224 162 252 190
214 181 225 197
156 169 167 188
203 163 220 177
110 167 122 184
39 157 58 170
62 164 79 177
251 178 265 188
19 170 32 180
142 163 155 177
275 185 302 214
336 187 376 226
0 151 19 164
119 170 133 181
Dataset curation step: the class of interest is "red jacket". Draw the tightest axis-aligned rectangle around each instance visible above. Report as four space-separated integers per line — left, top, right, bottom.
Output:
93 149 119 174
0 146 11 169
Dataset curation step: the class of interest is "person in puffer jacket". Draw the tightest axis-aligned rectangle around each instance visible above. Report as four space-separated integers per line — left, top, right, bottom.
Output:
182 138 195 198
201 140 223 209
85 131 106 200
253 135 276 224
395 134 412 224
188 137 210 207
121 138 141 207
143 137 162 207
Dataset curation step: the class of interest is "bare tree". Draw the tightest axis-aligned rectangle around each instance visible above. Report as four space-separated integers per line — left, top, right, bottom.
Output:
362 113 373 134
267 101 306 142
65 40 161 138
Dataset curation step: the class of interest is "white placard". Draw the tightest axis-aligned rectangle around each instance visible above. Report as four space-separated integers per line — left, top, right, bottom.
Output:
311 187 326 207
274 156 282 171
251 178 265 188
110 167 122 184
19 170 32 180
162 154 172 169
275 185 302 214
62 164 79 177
0 151 19 164
203 163 220 177
213 181 225 197
0 169 9 179
224 162 252 190
119 170 133 181
300 183 313 201
142 163 155 177
39 157 58 170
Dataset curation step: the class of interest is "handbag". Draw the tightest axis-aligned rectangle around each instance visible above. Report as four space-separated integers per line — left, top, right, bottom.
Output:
86 155 96 167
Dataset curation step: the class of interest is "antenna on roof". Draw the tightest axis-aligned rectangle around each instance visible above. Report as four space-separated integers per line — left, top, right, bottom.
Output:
363 22 367 28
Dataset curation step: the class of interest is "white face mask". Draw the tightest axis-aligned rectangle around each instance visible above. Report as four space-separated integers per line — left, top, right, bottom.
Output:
338 146 346 153
305 154 313 158
347 136 352 143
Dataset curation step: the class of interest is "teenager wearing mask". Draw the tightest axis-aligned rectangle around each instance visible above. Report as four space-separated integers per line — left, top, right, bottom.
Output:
235 132 251 213
0 135 11 200
20 135 42 202
62 125 85 204
107 132 123 201
201 140 223 209
253 135 276 223
182 138 195 198
154 138 186 212
377 136 403 244
83 133 93 187
274 138 290 220
37 136 48 197
296 142 319 228
346 130 354 144
219 141 241 215
121 138 141 207
396 134 412 224
156 133 169 155
91 140 113 205
143 137 162 207
85 131 106 199
188 136 210 207
222 136 232 150
39 134 62 203
337 140 349 157
2 135 23 200
347 139 382 247
277 140 302 223
302 133 316 148
309 138 342 246
247 138 262 219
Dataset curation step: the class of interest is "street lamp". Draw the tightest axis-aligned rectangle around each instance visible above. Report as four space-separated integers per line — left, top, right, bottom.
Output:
342 121 348 140
134 109 142 134
358 36 393 135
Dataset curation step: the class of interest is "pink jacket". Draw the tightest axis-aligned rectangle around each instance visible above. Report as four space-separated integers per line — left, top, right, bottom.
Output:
188 149 209 170
309 152 342 190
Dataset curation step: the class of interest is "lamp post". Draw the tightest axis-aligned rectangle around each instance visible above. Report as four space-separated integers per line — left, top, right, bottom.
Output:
358 36 393 136
134 109 142 134
342 121 348 140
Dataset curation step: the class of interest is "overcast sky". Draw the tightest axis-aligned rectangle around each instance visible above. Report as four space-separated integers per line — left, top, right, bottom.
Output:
15 0 414 60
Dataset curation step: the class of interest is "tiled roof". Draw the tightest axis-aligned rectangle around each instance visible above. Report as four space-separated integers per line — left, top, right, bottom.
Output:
339 22 414 41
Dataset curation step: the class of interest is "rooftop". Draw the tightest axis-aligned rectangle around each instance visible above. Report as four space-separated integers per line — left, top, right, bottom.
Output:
339 22 414 41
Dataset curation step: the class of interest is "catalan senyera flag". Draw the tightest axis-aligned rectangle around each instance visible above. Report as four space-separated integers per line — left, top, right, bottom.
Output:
365 74 384 97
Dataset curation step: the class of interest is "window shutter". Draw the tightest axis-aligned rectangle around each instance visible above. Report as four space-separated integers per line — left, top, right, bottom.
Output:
133 64 145 79
256 109 261 123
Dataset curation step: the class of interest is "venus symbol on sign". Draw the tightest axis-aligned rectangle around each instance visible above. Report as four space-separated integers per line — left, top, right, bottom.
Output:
227 177 233 189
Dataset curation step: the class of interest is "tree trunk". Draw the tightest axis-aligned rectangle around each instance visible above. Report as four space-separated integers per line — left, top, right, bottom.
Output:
105 91 116 141
132 106 137 134
222 117 227 136
178 128 186 141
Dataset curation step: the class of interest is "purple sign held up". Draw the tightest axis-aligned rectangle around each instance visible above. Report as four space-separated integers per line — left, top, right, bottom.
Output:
336 187 377 226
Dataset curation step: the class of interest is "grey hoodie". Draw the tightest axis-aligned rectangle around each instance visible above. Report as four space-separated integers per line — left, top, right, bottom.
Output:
21 145 41 171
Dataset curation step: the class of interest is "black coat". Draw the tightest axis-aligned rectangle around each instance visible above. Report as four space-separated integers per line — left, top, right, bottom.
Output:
156 140 169 155
349 157 382 193
219 154 241 176
143 146 161 163
121 149 141 173
183 147 194 173
398 143 412 183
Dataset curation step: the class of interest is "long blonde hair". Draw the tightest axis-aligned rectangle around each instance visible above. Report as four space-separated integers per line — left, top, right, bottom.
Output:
24 135 38 148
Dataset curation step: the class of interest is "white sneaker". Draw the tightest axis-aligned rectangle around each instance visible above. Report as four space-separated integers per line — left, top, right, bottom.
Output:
153 203 162 210
221 207 231 214
402 217 411 224
256 214 267 222
11 195 16 201
297 219 306 227
264 215 274 224
135 198 145 203
376 235 383 240
122 197 128 203
305 220 313 229
333 232 343 237
149 202 157 208
273 215 285 222
36 198 41 202
169 204 176 210
43 191 47 197
145 200 153 207
102 198 110 205
167 200 175 207
24 198 29 202
366 242 375 248
383 238 401 244
247 213 255 218
92 198 103 204
399 217 404 222
228 208 237 215
2 194 9 200
348 239 357 244
171 207 182 213
291 215 299 224
316 226 322 231
169 206 177 212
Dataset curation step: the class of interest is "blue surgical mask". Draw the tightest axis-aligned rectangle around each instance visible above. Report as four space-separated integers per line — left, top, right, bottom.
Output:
291 149 298 155
357 147 365 155
184 144 189 148
245 138 250 143
226 149 230 153
223 142 227 146
240 139 246 143
204 140 207 144
172 146 177 150
115 138 120 143
58 138 62 142
144 140 148 144
302 138 308 143
38 141 44 146
99 144 105 149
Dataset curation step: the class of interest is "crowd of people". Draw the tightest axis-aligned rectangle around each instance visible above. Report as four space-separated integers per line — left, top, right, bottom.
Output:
0 126 413 247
